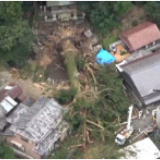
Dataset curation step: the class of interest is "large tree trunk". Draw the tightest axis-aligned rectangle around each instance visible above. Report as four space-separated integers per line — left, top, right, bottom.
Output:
61 39 80 92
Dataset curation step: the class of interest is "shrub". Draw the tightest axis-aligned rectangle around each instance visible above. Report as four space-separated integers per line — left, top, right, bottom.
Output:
132 20 138 26
120 51 128 55
76 55 86 71
56 88 77 105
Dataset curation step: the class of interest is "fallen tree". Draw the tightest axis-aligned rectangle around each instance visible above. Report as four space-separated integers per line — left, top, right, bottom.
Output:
61 39 80 92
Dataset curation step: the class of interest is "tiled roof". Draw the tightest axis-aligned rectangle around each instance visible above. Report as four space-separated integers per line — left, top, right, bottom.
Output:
120 21 160 51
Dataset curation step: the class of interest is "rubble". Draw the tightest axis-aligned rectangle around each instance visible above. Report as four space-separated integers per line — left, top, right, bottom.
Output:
84 29 93 38
93 44 103 55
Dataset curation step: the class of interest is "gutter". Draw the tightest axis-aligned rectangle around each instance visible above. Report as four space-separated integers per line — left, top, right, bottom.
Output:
0 132 14 136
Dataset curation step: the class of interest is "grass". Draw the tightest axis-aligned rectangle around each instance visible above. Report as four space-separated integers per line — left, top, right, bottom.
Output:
83 144 122 159
51 136 83 159
102 35 118 50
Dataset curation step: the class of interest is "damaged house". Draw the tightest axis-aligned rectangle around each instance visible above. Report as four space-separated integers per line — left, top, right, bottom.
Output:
121 51 160 107
0 83 23 132
6 98 69 159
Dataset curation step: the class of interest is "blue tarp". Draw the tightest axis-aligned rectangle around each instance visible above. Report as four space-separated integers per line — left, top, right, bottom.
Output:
96 49 116 65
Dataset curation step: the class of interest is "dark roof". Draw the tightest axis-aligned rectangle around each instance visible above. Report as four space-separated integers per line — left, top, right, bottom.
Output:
121 51 160 105
120 21 160 51
0 83 22 101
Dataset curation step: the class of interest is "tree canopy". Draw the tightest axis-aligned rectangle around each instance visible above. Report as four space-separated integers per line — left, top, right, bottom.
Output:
0 1 33 67
79 1 132 34
145 2 160 26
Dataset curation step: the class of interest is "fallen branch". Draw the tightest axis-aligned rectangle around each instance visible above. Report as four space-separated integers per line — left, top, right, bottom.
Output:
69 144 83 149
86 120 104 130
87 66 97 84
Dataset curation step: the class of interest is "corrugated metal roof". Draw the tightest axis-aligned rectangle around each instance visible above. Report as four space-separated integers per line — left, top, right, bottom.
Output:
0 83 22 102
46 1 75 7
120 21 160 51
122 51 160 105
0 96 17 113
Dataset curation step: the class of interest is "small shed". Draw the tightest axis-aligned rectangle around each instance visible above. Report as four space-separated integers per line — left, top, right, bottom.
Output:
96 49 115 65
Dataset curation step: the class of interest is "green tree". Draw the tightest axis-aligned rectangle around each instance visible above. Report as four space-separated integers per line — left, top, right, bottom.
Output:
145 2 160 26
79 1 132 34
56 88 77 105
0 2 33 67
0 141 16 159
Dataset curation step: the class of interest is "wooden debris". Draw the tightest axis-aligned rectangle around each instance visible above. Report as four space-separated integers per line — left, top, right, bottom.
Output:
84 29 92 38
10 68 20 79
33 83 44 91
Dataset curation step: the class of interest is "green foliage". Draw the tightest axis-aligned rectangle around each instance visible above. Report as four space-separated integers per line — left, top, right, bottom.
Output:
56 88 77 105
0 2 22 23
79 1 132 34
97 64 130 116
51 136 83 159
145 2 160 26
76 55 86 71
0 2 33 67
32 65 47 82
67 64 130 143
102 34 118 50
0 141 16 159
120 51 128 55
132 20 138 26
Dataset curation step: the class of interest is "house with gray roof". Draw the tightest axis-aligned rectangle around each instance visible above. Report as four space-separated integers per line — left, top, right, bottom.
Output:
6 97 69 159
121 51 160 106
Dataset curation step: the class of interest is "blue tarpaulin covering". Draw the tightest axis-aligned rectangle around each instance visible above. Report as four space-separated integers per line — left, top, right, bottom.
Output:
96 49 116 65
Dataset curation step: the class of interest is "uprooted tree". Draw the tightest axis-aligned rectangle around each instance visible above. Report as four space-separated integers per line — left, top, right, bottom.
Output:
50 22 130 148
65 64 130 147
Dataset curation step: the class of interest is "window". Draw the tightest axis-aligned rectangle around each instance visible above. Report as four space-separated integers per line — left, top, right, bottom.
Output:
11 141 25 152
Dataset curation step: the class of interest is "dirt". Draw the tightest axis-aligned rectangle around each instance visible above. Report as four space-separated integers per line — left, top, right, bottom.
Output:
0 71 43 100
46 54 68 82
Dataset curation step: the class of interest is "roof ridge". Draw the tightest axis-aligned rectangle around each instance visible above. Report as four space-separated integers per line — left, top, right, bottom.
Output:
127 23 156 38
